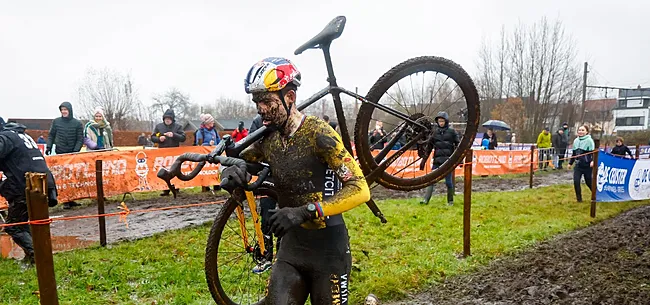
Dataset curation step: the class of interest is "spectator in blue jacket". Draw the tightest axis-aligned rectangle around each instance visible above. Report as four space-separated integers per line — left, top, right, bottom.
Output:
195 113 220 146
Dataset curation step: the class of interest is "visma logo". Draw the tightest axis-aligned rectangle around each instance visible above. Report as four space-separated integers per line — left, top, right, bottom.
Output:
597 162 629 192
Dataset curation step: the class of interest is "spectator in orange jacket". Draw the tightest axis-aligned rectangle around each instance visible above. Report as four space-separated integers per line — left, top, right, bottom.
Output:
231 121 248 142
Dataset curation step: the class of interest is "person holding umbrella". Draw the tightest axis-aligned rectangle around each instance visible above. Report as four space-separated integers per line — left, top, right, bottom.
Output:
481 120 510 150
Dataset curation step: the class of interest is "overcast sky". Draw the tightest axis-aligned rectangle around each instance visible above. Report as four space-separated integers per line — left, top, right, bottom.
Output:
1 0 648 119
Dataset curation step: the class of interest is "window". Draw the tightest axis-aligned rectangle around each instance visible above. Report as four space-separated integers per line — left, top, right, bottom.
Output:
627 99 643 107
616 116 644 126
618 100 627 108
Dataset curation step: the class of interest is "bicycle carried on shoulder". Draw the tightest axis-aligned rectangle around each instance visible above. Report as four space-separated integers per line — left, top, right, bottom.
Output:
157 15 479 305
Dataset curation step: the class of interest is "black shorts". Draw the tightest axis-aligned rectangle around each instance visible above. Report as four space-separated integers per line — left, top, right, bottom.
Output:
268 224 351 305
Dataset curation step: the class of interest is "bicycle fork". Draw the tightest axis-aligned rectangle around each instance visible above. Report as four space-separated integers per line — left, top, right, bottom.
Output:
235 191 267 256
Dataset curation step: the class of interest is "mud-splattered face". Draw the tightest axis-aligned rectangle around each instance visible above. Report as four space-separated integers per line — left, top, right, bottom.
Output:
252 90 295 126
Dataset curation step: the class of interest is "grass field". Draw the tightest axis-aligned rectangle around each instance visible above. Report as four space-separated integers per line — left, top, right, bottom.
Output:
1 184 647 304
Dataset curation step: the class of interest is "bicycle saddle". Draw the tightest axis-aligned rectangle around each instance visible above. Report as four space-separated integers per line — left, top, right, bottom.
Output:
294 16 346 55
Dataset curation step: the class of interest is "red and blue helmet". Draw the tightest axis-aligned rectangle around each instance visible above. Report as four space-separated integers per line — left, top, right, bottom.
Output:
244 57 301 94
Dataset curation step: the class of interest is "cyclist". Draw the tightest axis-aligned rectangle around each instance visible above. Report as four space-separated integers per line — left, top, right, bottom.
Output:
221 57 376 304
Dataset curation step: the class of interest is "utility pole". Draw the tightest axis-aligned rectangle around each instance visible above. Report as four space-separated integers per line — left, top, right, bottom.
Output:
355 86 359 118
580 62 588 124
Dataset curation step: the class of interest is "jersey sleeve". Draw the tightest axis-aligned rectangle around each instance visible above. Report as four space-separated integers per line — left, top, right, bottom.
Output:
314 123 370 217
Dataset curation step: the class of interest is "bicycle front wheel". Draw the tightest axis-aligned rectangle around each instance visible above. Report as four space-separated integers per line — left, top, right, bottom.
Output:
354 56 480 191
205 188 277 305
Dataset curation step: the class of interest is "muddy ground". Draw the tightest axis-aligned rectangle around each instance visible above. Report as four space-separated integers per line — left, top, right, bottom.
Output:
389 204 650 305
43 169 572 243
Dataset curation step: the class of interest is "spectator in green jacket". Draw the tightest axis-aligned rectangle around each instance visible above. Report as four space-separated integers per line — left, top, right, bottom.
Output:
46 101 84 156
536 127 552 170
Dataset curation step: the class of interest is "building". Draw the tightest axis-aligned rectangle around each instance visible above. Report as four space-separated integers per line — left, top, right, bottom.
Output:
613 87 650 131
583 99 616 135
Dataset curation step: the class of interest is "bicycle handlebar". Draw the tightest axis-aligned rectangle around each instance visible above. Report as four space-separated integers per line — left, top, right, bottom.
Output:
156 152 271 198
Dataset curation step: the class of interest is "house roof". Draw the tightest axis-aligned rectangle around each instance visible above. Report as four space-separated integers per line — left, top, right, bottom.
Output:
8 118 52 130
584 99 616 112
217 119 254 130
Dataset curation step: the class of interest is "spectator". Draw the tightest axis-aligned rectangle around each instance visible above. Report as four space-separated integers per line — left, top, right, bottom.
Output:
36 134 46 144
231 121 248 142
83 107 114 151
46 102 83 209
46 101 83 155
0 122 58 265
195 113 220 146
536 127 552 170
323 114 338 131
151 109 186 196
250 115 263 133
568 125 595 202
611 137 633 159
137 133 148 146
552 128 568 169
511 133 517 144
482 128 497 150
369 120 388 150
421 112 459 205
151 109 186 148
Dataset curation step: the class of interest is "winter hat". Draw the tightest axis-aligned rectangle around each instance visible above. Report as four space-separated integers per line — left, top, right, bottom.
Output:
200 113 215 125
94 106 105 118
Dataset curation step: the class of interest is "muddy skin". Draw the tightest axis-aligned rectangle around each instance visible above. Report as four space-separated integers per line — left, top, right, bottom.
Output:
389 205 650 305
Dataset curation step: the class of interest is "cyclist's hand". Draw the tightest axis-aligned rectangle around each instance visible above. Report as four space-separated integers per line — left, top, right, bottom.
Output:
220 164 250 190
268 206 311 237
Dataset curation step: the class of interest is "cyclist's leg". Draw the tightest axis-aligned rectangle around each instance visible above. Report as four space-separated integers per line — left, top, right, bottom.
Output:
308 225 352 305
4 198 34 258
266 260 309 304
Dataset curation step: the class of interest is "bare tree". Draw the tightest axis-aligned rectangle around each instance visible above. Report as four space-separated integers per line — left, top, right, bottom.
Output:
77 68 145 130
203 97 258 119
151 88 192 121
476 17 582 142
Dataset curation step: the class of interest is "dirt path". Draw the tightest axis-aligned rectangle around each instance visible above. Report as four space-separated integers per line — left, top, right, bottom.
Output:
49 192 228 243
388 205 650 305
44 170 572 243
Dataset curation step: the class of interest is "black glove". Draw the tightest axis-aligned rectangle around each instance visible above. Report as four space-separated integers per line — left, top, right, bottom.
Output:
47 188 58 207
45 148 51 156
220 164 250 190
268 206 312 237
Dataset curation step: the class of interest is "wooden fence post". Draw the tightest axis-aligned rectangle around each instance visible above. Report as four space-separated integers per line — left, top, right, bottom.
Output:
635 144 640 159
590 141 600 218
96 160 107 247
25 172 59 305
463 150 473 258
529 145 536 188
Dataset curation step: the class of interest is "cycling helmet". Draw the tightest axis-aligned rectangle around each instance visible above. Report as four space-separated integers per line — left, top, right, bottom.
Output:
244 57 301 94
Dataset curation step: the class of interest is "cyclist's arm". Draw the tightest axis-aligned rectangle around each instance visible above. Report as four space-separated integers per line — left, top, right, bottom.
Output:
314 126 370 217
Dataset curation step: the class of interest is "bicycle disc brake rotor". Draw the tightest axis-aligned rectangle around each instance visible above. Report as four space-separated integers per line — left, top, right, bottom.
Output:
404 113 434 157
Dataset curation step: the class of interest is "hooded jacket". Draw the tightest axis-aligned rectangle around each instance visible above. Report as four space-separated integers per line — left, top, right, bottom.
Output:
536 131 552 148
46 102 84 154
430 112 460 166
0 123 57 205
151 109 186 148
552 130 568 151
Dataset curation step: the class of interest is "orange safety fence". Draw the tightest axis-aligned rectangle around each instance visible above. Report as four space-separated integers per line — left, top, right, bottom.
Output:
0 146 220 209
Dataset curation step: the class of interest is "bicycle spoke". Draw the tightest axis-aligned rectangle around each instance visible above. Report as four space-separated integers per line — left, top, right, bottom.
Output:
396 80 413 115
420 71 426 114
424 75 449 115
429 84 460 116
384 92 410 115
409 74 418 113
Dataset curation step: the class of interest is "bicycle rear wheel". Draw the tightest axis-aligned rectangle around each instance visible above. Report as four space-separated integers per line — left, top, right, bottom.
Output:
354 56 479 191
205 187 277 305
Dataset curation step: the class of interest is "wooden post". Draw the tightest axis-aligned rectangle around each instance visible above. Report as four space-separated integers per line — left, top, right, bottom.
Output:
529 145 536 188
25 172 59 305
95 160 107 247
635 144 640 159
590 140 600 218
463 150 473 257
